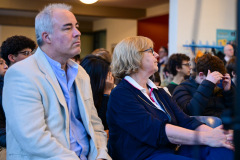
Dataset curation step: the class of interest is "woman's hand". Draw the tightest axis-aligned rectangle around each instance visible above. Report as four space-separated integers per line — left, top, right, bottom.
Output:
202 125 234 150
165 124 234 150
224 129 234 146
104 72 114 95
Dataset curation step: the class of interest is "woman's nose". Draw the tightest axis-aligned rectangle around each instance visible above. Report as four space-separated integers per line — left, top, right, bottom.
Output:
154 51 159 59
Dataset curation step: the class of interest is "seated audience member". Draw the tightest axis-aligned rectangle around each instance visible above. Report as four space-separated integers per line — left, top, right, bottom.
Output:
158 46 168 65
1 35 36 67
223 44 234 65
226 56 237 86
107 36 233 160
92 48 112 63
173 53 234 117
80 55 114 131
160 65 173 87
3 3 110 160
0 58 8 160
0 36 35 160
166 53 191 94
158 46 168 70
158 47 169 84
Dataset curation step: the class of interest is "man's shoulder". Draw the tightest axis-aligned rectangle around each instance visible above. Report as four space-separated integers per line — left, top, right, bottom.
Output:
6 56 37 75
173 79 194 95
78 65 88 75
6 53 47 83
178 79 196 88
76 65 91 82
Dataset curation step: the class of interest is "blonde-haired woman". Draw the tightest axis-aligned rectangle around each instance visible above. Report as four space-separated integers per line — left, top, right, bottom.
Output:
107 36 233 160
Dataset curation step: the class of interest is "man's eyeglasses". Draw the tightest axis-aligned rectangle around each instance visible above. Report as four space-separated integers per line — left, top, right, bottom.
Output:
182 62 191 67
139 48 154 56
18 51 32 56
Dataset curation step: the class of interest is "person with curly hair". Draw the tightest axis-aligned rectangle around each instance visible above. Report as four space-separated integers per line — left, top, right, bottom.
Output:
1 35 36 67
172 53 234 117
166 53 191 94
0 35 35 160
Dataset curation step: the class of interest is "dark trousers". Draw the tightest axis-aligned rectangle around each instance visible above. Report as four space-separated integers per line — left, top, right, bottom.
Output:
146 145 234 160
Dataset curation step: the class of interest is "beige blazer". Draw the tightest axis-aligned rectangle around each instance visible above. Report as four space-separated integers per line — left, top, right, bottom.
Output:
3 48 111 160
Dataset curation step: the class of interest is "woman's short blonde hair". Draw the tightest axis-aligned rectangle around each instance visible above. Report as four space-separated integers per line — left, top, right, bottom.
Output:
111 36 153 79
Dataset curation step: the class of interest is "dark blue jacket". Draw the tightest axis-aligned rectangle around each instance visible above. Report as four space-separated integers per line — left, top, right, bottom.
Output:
107 79 202 160
172 77 234 117
0 76 6 147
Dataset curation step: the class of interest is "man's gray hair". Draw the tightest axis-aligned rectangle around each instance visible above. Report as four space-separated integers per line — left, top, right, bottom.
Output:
35 3 72 46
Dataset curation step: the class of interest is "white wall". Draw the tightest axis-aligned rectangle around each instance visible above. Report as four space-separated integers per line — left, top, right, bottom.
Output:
169 0 236 56
93 18 137 53
92 3 170 53
0 25 36 44
0 25 94 59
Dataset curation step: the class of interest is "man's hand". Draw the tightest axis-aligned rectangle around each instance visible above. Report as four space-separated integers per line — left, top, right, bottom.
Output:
206 70 223 84
222 73 231 91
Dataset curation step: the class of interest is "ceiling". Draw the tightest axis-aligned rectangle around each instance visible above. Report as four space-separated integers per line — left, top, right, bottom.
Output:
82 0 168 9
0 0 169 31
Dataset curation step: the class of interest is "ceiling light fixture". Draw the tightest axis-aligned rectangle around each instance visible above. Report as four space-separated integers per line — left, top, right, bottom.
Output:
80 0 98 4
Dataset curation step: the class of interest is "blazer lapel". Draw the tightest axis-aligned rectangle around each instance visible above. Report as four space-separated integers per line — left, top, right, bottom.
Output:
33 48 68 110
74 70 91 133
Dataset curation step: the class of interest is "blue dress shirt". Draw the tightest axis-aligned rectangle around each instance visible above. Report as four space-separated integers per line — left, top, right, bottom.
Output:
44 53 89 160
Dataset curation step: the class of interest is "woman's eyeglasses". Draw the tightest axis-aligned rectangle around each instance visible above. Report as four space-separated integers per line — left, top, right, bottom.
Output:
139 48 154 56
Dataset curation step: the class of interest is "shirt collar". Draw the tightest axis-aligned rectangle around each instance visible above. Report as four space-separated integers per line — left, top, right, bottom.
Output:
43 51 79 71
224 56 230 62
124 75 158 91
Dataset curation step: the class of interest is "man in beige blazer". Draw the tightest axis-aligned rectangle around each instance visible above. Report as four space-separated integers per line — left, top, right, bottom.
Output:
2 3 111 160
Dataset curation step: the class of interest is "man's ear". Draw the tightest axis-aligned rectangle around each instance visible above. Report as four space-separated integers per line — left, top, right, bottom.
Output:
176 66 181 72
198 72 205 79
232 71 236 77
42 32 51 44
8 54 15 63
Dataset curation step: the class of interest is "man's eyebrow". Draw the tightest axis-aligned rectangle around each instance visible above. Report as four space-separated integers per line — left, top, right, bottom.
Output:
62 23 73 27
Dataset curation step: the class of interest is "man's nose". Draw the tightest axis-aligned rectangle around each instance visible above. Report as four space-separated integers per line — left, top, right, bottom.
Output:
73 27 81 37
4 64 8 69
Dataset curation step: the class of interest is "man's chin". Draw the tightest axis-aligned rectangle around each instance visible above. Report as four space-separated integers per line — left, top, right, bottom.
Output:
73 49 81 55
